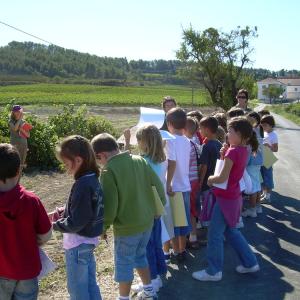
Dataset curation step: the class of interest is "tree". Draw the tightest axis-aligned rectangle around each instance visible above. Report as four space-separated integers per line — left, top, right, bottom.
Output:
262 85 284 104
177 26 258 109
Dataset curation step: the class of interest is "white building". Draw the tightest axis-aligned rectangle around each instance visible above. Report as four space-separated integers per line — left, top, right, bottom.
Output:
257 77 300 101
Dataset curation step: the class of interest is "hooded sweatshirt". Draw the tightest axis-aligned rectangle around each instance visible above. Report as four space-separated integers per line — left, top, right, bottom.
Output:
0 184 51 280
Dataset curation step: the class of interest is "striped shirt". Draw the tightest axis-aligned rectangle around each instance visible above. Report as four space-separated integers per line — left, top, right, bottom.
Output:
189 141 201 182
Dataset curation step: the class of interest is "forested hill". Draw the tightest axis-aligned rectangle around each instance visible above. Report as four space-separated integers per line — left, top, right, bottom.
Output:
0 41 298 84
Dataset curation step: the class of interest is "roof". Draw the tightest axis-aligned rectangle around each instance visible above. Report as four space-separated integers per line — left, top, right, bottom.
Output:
257 77 300 86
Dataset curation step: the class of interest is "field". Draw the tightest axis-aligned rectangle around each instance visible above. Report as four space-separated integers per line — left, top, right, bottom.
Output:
0 83 211 106
270 102 300 125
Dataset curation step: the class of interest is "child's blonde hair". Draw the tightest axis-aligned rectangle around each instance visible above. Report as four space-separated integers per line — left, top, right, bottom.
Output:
136 125 166 163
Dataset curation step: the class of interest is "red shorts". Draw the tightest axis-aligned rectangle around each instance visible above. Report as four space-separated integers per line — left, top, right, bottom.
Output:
190 180 200 217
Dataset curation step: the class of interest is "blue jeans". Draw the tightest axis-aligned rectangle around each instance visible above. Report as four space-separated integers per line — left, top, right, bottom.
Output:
65 243 101 300
146 218 167 280
114 228 152 282
206 203 258 275
0 277 38 300
261 166 274 189
174 191 192 236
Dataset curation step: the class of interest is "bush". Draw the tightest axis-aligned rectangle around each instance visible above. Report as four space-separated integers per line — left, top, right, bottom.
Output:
0 105 10 143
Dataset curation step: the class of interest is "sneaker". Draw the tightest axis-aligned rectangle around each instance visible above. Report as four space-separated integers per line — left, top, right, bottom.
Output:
242 208 257 218
236 264 260 274
176 252 186 263
131 282 143 293
151 276 162 293
192 269 222 281
260 193 271 204
236 216 244 229
136 289 157 299
187 240 200 250
256 205 263 214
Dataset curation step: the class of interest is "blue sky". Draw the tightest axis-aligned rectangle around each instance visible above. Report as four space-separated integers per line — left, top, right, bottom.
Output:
1 0 299 71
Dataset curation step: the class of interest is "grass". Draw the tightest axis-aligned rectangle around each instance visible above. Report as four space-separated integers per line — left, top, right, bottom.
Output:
248 98 260 109
0 83 211 106
270 102 300 125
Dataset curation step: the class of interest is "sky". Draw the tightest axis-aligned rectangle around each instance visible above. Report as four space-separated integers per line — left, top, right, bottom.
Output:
1 0 300 71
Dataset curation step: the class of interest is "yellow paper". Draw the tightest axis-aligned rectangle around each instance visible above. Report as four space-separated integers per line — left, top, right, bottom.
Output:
263 145 278 169
170 192 187 227
152 186 165 216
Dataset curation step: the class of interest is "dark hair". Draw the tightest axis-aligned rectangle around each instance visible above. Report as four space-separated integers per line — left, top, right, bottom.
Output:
162 96 177 109
0 143 20 182
166 107 187 130
258 109 270 117
199 116 219 134
91 133 119 153
228 117 258 151
213 112 227 132
227 107 245 119
56 135 99 179
216 126 226 144
185 117 199 135
237 89 249 100
261 115 275 128
247 111 264 137
187 110 203 123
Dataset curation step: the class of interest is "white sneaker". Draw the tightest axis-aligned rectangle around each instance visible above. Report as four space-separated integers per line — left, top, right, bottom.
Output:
131 282 143 293
236 216 244 228
192 269 222 281
256 205 263 214
236 264 260 274
151 276 162 293
242 208 257 218
136 289 157 299
260 193 271 204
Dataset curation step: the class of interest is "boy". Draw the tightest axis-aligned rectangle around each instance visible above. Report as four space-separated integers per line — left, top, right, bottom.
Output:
164 107 191 262
91 133 166 300
260 114 278 203
184 117 202 249
0 143 52 300
160 96 177 131
198 117 222 239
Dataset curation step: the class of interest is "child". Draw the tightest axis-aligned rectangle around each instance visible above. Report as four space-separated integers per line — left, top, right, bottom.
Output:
227 107 245 119
164 107 191 262
8 105 31 169
160 96 177 131
130 125 168 293
91 133 166 300
184 117 202 249
198 117 222 240
52 135 103 300
0 143 52 299
192 117 259 281
213 112 227 132
187 110 204 145
260 115 278 203
242 112 264 217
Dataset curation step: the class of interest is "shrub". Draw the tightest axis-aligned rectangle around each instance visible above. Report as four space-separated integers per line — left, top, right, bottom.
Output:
0 105 10 143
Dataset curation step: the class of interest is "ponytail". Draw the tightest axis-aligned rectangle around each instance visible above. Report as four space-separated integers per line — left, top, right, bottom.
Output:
248 130 259 153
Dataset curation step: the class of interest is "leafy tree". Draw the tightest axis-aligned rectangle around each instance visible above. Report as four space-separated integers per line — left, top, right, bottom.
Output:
177 26 258 109
262 85 284 104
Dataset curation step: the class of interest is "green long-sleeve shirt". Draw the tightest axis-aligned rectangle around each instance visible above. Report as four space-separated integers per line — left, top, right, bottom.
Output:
101 151 166 237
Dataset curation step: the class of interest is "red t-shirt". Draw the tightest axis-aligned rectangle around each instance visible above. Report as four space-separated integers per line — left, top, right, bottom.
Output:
213 146 248 200
0 184 51 280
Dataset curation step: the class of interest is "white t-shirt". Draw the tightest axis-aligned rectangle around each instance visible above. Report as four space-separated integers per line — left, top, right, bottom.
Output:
263 131 278 146
166 134 191 192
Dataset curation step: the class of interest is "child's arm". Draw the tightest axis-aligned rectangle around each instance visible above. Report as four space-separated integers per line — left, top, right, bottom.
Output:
166 160 176 196
124 128 131 152
207 157 233 186
198 164 207 190
37 228 52 246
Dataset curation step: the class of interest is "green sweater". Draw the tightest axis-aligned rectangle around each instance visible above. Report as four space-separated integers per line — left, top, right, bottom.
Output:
101 151 166 237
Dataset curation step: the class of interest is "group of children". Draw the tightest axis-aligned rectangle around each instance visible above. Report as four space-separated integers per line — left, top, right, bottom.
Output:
0 90 279 300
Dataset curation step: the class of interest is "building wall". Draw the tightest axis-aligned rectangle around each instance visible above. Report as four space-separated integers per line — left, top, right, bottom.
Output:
286 85 300 99
257 82 284 100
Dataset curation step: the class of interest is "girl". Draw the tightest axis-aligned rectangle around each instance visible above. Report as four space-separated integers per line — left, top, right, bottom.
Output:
127 125 168 293
260 115 278 203
8 105 31 169
242 112 264 217
192 117 259 281
52 135 103 300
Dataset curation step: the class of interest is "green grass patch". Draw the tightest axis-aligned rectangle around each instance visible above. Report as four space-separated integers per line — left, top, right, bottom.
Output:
248 98 260 109
0 83 211 106
270 103 300 125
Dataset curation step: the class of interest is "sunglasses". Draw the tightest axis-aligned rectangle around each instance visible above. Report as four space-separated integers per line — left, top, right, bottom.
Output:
237 96 247 99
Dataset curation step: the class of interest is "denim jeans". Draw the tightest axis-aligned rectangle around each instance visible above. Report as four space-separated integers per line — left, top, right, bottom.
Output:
0 277 38 300
65 243 101 300
206 203 258 275
114 228 152 282
146 218 167 280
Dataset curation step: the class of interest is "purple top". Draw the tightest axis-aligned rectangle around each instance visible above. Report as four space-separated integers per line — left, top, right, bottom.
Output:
63 233 99 250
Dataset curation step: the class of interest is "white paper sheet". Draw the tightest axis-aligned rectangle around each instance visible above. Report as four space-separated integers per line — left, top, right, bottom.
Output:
117 107 168 145
38 248 57 280
212 159 228 190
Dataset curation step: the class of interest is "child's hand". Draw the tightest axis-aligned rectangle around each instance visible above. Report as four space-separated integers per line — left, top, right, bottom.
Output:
124 129 131 144
207 176 214 187
167 184 175 196
220 143 229 160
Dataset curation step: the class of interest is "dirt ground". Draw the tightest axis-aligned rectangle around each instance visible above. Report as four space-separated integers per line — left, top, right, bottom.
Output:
19 105 217 299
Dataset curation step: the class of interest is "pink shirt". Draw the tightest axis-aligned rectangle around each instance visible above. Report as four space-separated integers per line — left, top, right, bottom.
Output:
213 146 248 227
